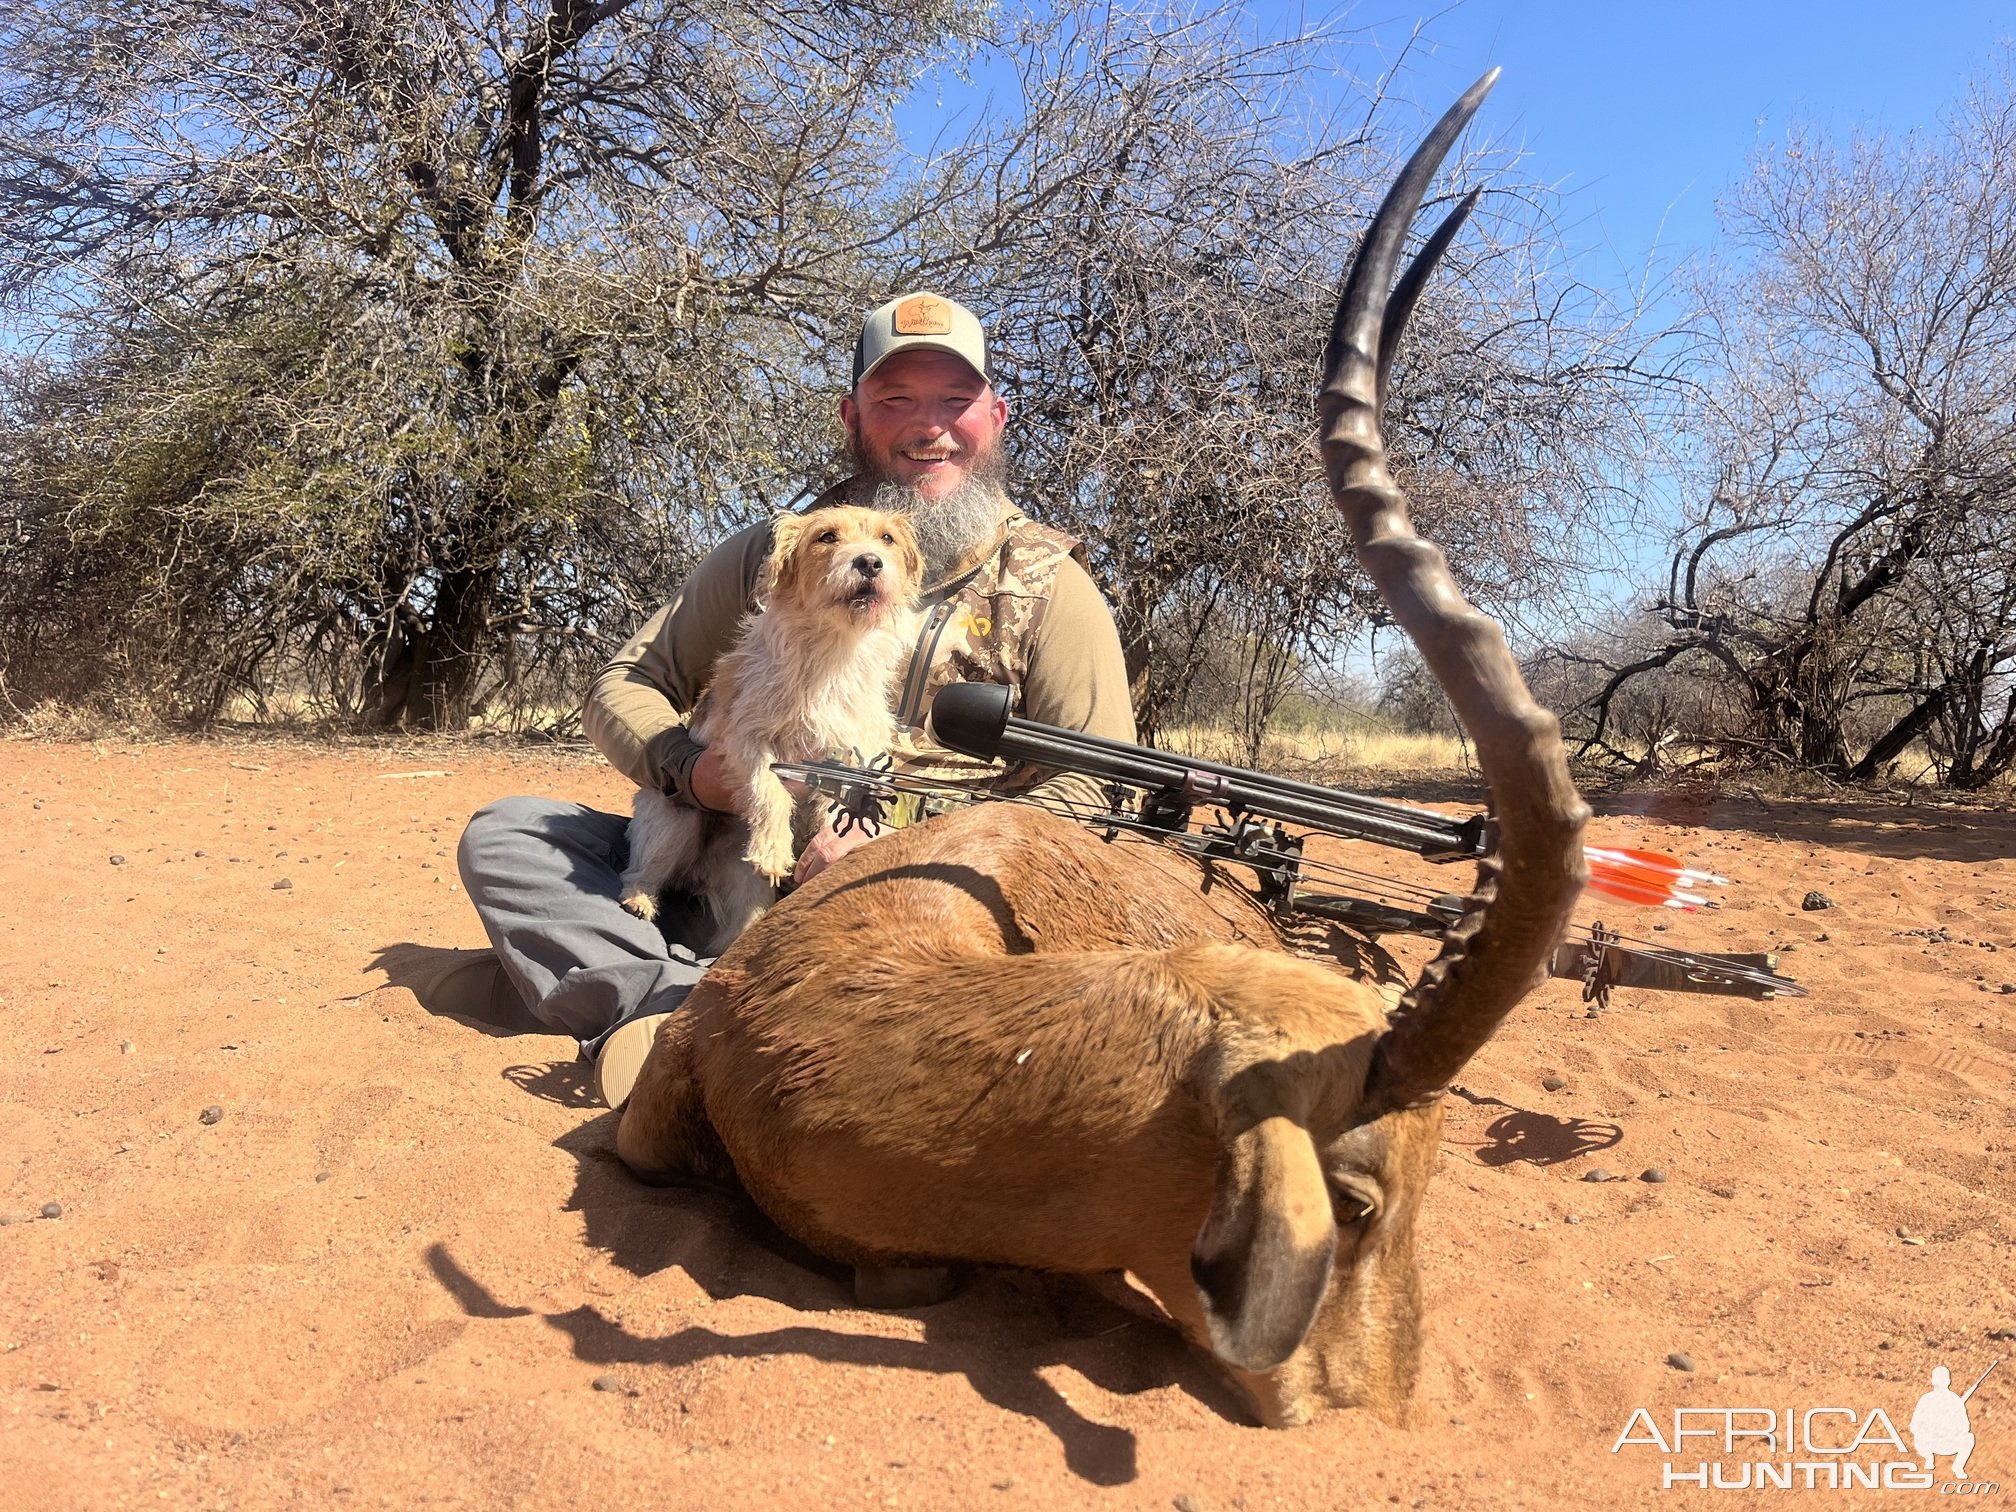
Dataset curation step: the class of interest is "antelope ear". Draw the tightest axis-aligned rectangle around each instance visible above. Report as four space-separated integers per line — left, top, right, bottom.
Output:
1190 1114 1337 1372
762 515 809 603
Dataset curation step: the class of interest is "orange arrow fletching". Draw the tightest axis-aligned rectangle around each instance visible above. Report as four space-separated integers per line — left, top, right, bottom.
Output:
1583 846 1725 910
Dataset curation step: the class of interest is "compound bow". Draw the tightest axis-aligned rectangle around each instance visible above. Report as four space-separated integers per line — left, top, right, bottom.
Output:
772 682 1807 1011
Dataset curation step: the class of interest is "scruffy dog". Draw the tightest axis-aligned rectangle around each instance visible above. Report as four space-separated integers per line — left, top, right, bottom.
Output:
619 505 923 954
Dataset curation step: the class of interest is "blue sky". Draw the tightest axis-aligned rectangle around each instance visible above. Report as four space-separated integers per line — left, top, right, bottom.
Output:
911 3 2012 295
905 2 2014 652
1350 0 2012 286
1346 1 2016 644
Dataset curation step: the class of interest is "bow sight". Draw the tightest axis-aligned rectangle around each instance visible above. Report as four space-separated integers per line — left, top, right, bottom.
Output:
771 682 1807 1010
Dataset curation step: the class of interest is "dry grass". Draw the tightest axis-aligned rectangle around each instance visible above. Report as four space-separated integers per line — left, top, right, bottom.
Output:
208 690 582 736
1158 722 1473 776
10 689 2006 802
1 697 161 744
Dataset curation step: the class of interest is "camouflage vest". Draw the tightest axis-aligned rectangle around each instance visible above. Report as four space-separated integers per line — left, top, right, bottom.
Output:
884 513 1083 796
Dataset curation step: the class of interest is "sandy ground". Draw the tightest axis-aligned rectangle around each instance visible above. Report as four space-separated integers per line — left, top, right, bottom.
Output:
1 735 2011 1510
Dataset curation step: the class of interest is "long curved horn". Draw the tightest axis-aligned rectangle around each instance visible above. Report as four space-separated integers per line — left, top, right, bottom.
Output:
1318 71 1590 1112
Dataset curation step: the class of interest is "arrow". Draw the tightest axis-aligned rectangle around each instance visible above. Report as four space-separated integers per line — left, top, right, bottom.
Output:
1584 846 1727 911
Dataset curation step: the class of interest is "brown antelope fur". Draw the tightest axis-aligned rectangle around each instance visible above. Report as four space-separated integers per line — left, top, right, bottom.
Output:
618 803 1445 1427
616 72 1586 1431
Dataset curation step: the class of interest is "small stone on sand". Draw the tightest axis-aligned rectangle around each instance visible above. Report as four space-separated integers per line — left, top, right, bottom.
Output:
1541 1075 1566 1092
1667 1351 1695 1372
200 1105 224 1125
591 1374 622 1392
109 855 125 866
1641 1167 1667 1184
40 1203 61 1219
1583 1169 1613 1183
1801 891 1834 911
272 878 293 890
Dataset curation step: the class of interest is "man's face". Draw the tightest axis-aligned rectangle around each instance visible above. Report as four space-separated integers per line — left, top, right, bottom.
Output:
841 348 1009 502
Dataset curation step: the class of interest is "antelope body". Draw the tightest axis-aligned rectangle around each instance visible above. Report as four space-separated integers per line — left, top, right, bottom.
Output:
615 71 1590 1428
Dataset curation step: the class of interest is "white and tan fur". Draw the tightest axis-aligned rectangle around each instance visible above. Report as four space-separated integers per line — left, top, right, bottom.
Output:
619 506 924 954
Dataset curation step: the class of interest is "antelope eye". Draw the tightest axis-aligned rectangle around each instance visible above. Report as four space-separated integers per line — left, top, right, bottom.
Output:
817 530 839 544
1327 1171 1384 1226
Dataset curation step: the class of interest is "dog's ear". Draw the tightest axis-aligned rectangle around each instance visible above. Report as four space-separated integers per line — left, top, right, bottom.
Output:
887 514 925 591
762 514 810 604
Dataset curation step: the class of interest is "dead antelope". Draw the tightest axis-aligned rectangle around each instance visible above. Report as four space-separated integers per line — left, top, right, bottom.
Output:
615 71 1589 1428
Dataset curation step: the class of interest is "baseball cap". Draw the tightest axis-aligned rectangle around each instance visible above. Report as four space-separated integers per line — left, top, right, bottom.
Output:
852 292 990 387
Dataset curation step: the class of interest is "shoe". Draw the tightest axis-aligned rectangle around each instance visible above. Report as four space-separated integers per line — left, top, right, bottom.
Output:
593 1012 672 1110
381 946 536 1030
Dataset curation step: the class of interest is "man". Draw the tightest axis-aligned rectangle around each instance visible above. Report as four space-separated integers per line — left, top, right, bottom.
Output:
455 292 1135 1108
1909 1365 1981 1480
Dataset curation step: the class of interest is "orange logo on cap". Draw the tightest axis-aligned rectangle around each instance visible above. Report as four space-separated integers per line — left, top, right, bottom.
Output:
893 294 953 335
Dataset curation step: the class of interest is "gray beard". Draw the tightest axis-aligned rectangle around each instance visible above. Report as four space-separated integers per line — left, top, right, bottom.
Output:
868 477 1007 580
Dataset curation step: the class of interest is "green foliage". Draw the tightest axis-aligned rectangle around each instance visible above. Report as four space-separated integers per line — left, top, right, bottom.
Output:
0 2 1660 743
0 0 966 727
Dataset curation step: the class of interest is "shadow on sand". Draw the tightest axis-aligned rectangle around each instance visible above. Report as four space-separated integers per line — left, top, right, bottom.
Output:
1448 1087 1623 1168
423 1113 1255 1486
365 942 549 1036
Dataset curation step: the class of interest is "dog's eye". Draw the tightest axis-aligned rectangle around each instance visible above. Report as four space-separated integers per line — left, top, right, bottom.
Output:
880 532 895 544
817 530 839 544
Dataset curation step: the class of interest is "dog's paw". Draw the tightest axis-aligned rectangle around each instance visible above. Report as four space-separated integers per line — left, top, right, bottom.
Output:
619 890 659 922
744 838 795 883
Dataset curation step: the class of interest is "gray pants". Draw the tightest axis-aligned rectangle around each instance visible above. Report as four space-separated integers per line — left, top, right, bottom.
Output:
456 796 715 1057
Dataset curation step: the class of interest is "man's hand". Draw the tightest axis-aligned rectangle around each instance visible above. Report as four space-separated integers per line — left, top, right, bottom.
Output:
691 745 814 812
793 820 881 885
692 744 872 881
687 746 737 813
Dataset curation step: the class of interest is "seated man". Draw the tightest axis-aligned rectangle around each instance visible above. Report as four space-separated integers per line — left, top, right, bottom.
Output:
456 292 1134 1107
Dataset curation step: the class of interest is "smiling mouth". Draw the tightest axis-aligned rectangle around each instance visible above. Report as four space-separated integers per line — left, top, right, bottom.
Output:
901 449 958 466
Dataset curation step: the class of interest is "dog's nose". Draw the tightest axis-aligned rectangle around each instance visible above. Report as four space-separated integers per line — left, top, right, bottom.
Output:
852 553 883 578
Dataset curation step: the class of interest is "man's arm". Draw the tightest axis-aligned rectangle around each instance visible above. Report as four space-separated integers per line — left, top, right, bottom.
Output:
582 522 773 797
1014 555 1137 811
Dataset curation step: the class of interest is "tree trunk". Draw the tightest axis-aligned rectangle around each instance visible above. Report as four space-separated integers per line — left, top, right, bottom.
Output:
1119 577 1160 744
1846 683 1952 782
356 565 497 730
412 564 497 730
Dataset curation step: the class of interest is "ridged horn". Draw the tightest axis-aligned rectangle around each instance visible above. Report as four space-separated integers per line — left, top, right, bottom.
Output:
1317 70 1590 1112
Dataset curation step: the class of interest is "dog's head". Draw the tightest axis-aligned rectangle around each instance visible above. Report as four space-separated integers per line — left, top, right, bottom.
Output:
764 506 923 625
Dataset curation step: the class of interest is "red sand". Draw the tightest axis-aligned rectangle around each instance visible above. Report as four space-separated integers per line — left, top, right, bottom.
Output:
1 736 2010 1509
